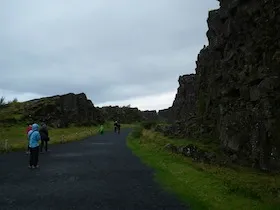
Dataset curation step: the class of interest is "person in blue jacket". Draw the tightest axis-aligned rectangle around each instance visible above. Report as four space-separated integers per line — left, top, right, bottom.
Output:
28 123 41 169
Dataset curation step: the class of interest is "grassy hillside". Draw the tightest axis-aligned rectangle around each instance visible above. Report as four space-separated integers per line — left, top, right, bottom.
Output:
0 100 25 124
127 128 280 210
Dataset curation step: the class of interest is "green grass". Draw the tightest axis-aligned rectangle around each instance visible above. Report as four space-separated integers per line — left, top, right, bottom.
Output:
127 129 280 210
0 121 134 152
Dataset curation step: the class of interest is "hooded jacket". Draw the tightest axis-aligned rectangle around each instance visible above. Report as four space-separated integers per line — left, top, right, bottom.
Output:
28 124 41 148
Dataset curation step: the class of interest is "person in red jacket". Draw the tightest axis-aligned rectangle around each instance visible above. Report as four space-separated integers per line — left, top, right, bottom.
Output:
26 124 32 134
26 124 32 154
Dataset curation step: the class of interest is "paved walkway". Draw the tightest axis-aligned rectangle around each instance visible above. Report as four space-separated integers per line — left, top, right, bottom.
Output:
0 129 188 210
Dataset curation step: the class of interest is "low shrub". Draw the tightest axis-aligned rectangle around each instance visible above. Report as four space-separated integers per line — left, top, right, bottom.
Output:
131 126 144 138
141 121 157 130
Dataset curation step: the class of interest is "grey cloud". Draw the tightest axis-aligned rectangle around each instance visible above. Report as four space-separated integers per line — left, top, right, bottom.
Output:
0 0 219 104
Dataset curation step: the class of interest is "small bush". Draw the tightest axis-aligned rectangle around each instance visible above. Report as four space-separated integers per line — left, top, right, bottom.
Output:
141 121 157 130
131 126 143 138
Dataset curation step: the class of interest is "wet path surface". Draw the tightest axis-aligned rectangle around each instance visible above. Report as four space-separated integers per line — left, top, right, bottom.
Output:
0 129 188 210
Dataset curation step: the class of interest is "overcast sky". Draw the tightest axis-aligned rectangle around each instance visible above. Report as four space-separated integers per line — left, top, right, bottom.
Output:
0 0 218 111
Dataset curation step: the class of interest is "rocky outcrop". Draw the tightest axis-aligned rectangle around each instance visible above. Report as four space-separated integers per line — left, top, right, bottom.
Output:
99 106 160 123
99 106 144 124
158 74 196 123
172 74 196 121
164 143 218 164
162 0 280 170
155 123 185 137
141 110 158 121
22 93 104 127
196 0 280 170
0 93 160 127
158 107 173 122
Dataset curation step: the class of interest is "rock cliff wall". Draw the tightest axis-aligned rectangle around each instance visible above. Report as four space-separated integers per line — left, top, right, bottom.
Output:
172 74 196 121
163 0 280 170
142 110 158 121
99 106 144 124
158 74 196 123
197 0 280 170
158 107 173 122
23 93 104 127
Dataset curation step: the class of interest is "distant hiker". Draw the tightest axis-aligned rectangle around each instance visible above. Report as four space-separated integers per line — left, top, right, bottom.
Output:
114 121 120 134
117 122 121 134
99 124 104 134
39 123 49 153
25 124 32 154
114 121 118 132
28 123 41 169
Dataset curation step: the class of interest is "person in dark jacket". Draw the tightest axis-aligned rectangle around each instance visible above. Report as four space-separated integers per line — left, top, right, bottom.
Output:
39 123 49 153
114 121 121 134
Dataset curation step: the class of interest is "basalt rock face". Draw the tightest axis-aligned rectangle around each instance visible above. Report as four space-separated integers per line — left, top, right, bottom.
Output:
23 93 104 127
99 107 159 123
159 0 280 170
193 0 280 170
99 106 144 124
142 110 158 121
172 74 196 121
158 74 196 123
158 107 173 122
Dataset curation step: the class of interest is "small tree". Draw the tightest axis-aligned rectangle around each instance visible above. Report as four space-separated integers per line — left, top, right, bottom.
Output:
6 97 18 105
0 96 5 106
12 98 18 103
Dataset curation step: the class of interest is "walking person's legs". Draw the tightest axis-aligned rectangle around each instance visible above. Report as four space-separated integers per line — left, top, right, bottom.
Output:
45 140 48 152
29 147 34 168
40 140 44 153
34 146 39 168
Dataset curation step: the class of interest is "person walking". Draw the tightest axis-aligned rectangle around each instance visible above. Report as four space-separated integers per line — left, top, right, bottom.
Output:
28 123 41 169
113 121 121 134
114 121 118 133
99 124 104 134
39 123 49 153
117 122 121 134
25 124 32 154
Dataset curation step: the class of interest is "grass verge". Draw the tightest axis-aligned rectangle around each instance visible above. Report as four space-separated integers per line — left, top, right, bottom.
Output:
127 128 280 210
0 121 134 152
